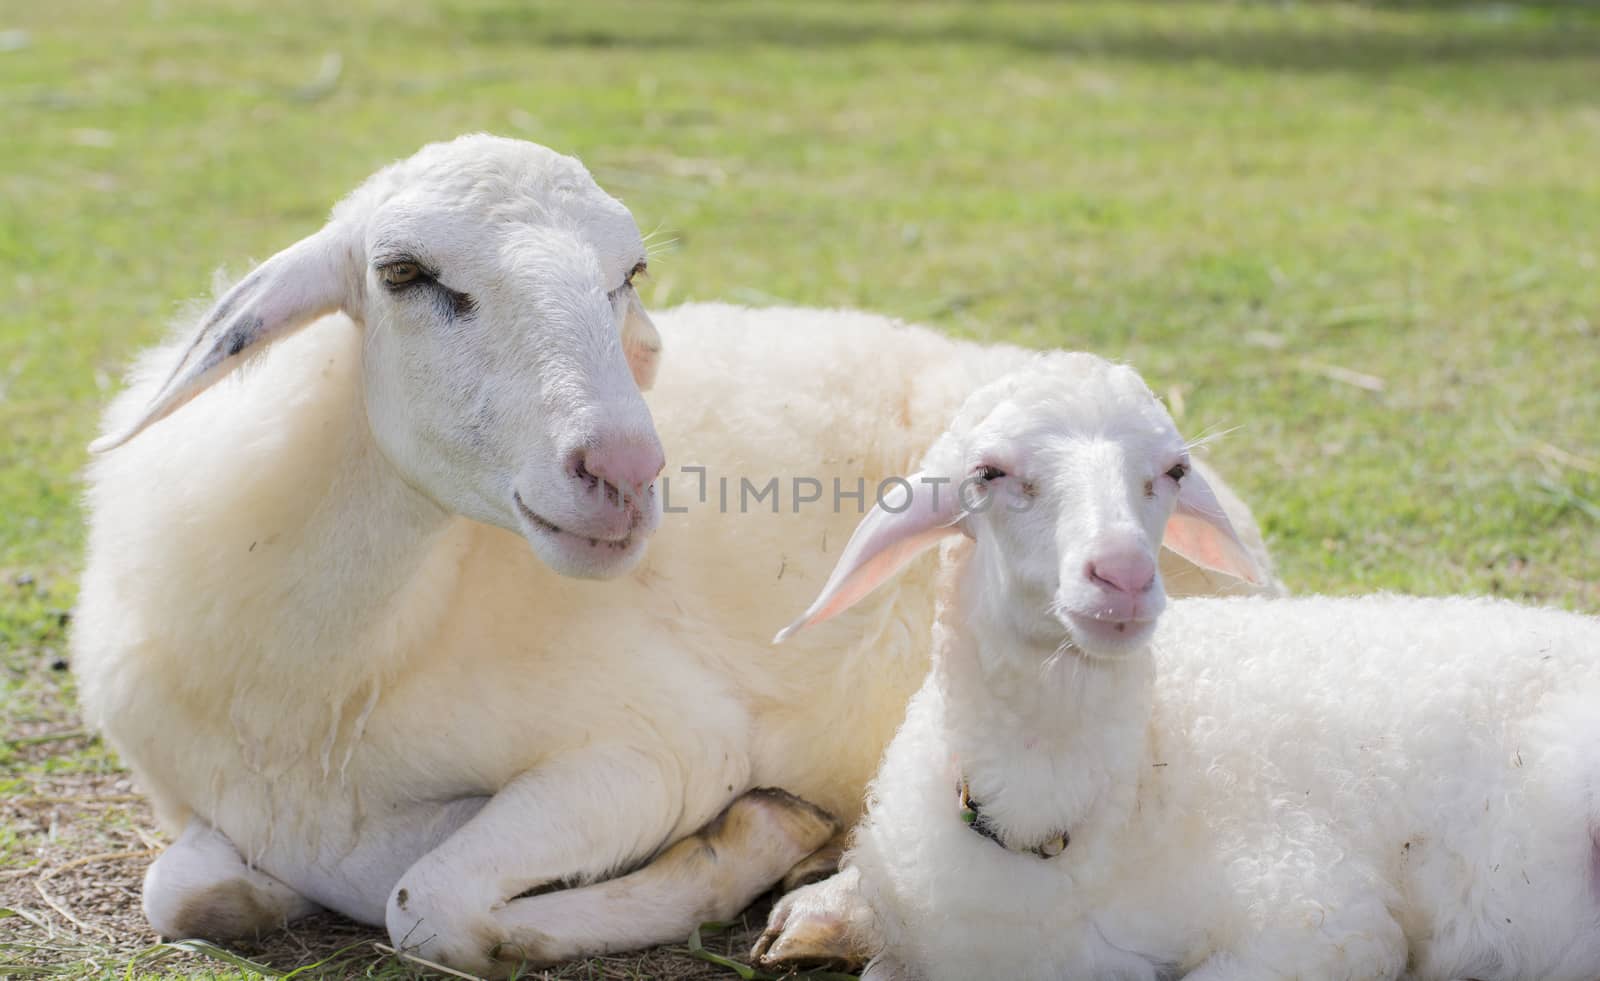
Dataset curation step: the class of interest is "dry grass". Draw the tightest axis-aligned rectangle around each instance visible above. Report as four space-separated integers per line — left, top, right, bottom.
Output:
0 770 782 979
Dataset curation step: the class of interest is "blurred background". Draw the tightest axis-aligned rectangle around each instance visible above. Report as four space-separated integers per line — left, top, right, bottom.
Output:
1 0 1597 974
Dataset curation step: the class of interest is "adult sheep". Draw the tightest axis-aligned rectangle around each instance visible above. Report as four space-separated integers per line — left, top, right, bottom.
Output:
74 134 1278 977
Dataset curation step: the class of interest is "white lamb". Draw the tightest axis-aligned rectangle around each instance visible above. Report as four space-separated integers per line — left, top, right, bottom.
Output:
767 353 1600 981
74 134 1277 976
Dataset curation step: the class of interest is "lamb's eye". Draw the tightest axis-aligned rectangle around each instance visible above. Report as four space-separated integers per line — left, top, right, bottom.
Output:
1166 463 1189 483
380 262 423 287
976 464 1006 482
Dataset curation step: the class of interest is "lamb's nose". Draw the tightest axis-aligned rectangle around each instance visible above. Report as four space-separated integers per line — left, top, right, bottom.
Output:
578 435 666 503
1087 549 1157 595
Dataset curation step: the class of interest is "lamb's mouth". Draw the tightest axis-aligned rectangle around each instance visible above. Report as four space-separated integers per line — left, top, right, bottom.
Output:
513 491 637 552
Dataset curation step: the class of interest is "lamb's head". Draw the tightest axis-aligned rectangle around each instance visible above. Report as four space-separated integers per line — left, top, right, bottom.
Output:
91 134 666 579
775 353 1263 657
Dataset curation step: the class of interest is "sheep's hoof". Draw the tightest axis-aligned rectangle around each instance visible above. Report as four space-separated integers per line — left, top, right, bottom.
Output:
753 905 865 971
752 869 872 971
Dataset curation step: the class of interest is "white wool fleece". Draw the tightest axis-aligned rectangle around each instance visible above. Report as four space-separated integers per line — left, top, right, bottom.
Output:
853 592 1600 981
764 353 1600 981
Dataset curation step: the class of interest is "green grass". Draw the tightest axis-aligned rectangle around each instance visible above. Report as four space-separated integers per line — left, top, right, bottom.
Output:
2 0 1598 976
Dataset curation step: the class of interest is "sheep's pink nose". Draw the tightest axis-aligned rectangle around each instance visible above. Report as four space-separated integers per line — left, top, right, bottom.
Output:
578 436 665 501
1087 549 1157 595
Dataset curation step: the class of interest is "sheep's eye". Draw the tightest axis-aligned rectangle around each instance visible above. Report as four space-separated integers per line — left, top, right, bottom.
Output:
380 262 423 287
1166 463 1189 483
975 464 1006 482
625 260 647 288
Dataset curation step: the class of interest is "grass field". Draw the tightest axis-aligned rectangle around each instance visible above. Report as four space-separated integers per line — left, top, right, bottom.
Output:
3 0 1598 977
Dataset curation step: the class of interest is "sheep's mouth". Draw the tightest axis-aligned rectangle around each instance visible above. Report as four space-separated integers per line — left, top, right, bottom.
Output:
513 491 637 552
1059 610 1158 654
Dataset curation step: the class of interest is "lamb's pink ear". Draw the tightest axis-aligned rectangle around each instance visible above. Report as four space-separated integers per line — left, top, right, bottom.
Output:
774 473 964 644
89 226 353 453
1163 467 1263 585
622 291 661 391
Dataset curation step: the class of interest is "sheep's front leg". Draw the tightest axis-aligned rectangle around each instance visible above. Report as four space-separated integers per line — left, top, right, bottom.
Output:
487 789 837 966
143 820 320 939
386 746 836 977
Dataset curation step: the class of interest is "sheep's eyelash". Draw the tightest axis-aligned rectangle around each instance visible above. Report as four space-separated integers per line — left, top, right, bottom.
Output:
607 259 649 301
373 257 441 287
372 250 435 273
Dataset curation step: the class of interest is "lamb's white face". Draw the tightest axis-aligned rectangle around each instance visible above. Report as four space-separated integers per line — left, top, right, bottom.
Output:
940 357 1186 657
349 137 665 579
772 352 1258 650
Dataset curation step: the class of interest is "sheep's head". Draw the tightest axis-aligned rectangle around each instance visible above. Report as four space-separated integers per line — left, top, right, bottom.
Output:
775 354 1263 657
92 135 665 580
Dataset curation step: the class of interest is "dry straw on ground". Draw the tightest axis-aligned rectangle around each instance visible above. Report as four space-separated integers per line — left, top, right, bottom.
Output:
0 768 798 980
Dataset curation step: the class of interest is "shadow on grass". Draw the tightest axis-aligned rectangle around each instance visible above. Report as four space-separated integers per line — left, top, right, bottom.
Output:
456 0 1600 74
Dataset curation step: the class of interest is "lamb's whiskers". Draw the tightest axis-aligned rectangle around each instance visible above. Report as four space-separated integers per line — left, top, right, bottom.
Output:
1183 424 1240 453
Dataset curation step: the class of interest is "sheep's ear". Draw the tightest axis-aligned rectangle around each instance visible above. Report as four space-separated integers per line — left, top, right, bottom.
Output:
623 291 661 391
774 473 964 644
1163 467 1264 585
89 226 354 453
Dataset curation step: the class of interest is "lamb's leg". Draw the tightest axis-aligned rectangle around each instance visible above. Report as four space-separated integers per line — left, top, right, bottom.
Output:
860 954 915 981
143 820 320 939
1181 861 1407 981
385 744 834 977
1184 944 1403 981
753 864 879 971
